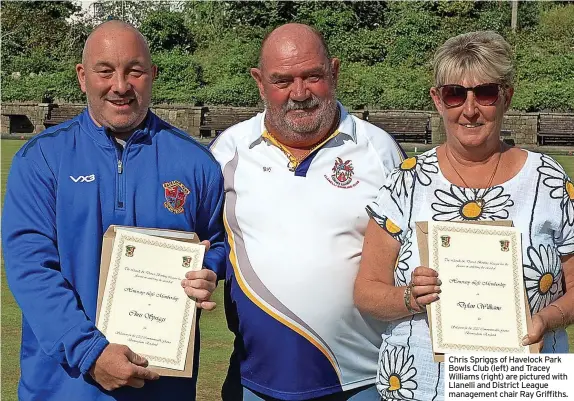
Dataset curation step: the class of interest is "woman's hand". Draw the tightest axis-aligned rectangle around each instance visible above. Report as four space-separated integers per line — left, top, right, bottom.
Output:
410 266 441 312
522 313 546 351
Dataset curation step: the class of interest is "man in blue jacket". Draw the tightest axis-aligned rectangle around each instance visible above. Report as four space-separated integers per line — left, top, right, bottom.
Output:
2 20 225 401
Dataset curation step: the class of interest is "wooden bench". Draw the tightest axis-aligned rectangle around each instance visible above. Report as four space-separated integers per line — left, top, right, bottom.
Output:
365 113 431 144
200 107 261 138
44 106 82 127
538 114 574 145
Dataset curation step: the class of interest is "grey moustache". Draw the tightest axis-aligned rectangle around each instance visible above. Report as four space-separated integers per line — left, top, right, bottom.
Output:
284 98 320 111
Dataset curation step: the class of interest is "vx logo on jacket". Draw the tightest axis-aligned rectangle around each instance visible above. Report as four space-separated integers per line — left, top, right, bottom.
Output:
69 174 96 183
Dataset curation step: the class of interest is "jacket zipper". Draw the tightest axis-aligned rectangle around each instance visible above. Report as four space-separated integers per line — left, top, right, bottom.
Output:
113 129 142 210
115 148 126 210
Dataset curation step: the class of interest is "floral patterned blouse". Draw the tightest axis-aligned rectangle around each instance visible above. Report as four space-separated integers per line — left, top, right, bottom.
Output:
366 147 573 401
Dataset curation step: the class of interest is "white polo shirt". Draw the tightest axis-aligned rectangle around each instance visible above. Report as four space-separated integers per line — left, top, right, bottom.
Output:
210 103 405 400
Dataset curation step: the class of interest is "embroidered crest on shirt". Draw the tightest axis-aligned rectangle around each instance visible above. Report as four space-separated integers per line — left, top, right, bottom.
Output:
163 180 190 214
325 157 360 188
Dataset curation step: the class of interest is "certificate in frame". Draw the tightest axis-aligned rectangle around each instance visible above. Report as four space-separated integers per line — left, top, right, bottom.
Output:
415 221 538 362
96 225 203 377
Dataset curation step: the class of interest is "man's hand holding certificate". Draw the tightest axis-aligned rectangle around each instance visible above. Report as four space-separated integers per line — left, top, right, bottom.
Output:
422 221 533 357
96 227 209 378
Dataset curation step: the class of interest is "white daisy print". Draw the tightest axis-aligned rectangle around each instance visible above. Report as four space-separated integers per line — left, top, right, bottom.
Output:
367 207 403 240
557 228 574 256
524 244 563 314
415 151 440 186
538 154 574 226
394 236 412 286
377 347 418 400
386 152 439 198
432 185 514 221
385 160 415 199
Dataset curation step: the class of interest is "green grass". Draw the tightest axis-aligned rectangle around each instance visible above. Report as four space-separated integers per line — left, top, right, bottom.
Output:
1 140 573 401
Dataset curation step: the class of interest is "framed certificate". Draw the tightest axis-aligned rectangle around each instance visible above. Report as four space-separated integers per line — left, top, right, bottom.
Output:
96 226 204 377
416 221 537 360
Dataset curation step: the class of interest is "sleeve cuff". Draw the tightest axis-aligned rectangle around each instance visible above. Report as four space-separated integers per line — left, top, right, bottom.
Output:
203 254 218 273
78 335 109 374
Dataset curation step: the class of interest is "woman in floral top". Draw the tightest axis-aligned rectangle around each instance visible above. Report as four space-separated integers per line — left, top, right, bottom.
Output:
354 31 574 401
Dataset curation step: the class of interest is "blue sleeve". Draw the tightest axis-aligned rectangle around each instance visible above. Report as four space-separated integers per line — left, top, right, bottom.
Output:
196 166 226 280
1 154 109 374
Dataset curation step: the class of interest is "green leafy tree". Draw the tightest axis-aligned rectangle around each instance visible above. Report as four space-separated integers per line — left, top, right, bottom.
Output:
383 3 442 67
222 1 297 28
181 1 229 46
1 1 85 69
338 63 432 110
329 28 388 65
140 10 195 52
152 51 203 104
537 3 574 46
90 0 175 27
2 0 573 111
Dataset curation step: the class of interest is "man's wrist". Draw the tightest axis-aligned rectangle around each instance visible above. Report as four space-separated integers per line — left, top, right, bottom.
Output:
79 336 109 374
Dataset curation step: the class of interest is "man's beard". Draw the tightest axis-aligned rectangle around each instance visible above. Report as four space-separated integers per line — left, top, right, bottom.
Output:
264 95 338 142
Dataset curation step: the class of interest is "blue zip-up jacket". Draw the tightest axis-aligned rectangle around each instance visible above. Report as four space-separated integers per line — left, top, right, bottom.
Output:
2 109 225 401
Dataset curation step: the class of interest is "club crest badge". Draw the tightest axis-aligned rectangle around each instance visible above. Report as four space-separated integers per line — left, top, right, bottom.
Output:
125 245 136 257
500 239 510 252
182 256 192 268
324 157 360 188
163 180 190 214
441 235 451 248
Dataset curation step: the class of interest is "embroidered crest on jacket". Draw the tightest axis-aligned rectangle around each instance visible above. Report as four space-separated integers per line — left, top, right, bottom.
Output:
163 180 190 214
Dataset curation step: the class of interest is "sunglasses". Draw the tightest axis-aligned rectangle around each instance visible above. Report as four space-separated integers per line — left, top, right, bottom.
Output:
437 83 503 107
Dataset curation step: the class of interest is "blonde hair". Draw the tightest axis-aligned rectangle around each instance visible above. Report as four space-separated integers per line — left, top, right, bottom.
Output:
433 31 514 88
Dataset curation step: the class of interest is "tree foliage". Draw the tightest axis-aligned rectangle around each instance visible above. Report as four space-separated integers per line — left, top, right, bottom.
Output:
1 1 86 69
2 0 573 111
140 10 195 52
89 0 175 26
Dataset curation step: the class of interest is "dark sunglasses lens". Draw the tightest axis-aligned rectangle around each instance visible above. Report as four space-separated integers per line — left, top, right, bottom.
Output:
441 85 466 106
474 84 500 105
